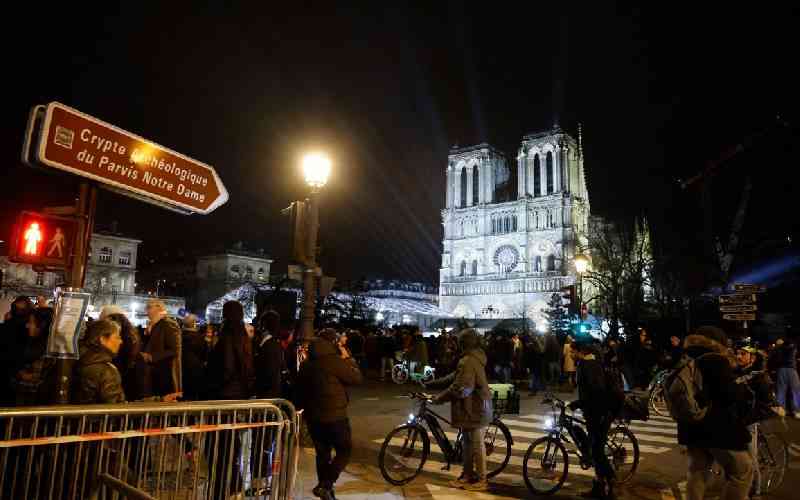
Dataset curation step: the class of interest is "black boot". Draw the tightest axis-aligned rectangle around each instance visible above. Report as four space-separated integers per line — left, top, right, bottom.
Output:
579 480 605 498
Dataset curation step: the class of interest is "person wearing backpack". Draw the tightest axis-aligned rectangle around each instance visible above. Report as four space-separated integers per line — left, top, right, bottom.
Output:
568 337 623 499
668 326 753 500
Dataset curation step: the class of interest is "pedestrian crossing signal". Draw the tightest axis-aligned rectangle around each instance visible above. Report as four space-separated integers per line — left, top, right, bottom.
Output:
9 211 78 268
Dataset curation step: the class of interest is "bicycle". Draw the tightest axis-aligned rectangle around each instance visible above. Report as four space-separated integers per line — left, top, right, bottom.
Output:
522 393 640 495
647 369 670 417
391 351 436 385
706 424 789 494
378 392 513 485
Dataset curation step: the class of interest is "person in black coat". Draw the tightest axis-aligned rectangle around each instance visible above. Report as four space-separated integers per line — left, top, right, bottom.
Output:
254 310 285 399
180 314 208 401
678 327 753 500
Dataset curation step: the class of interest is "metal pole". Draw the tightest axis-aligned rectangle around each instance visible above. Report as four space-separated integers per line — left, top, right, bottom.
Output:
300 192 319 341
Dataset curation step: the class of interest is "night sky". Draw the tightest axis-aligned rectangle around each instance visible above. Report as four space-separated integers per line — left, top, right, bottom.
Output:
2 3 798 286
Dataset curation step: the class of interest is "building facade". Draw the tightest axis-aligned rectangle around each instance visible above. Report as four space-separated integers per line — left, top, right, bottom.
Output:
439 127 590 327
1 231 185 325
194 249 273 310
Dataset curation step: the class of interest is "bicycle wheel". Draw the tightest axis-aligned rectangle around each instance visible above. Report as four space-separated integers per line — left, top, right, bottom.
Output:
606 425 639 484
484 420 513 478
759 432 789 493
649 384 668 417
523 436 569 495
378 424 430 485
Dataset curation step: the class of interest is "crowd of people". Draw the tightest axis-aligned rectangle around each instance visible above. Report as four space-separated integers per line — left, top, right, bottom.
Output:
1 293 799 500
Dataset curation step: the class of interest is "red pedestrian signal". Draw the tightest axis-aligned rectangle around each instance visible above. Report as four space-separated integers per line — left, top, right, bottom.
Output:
9 211 78 268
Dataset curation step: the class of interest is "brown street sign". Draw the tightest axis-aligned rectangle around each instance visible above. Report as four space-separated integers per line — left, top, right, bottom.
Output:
723 313 756 321
34 102 228 215
719 304 757 313
719 294 756 304
734 283 766 293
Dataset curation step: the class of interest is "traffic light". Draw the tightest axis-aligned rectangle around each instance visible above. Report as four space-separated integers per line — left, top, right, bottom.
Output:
8 211 78 268
281 201 308 265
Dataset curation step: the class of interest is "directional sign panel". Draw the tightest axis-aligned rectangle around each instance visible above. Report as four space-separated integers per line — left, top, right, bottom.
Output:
719 304 757 313
9 211 78 268
723 313 756 321
734 283 766 293
35 102 228 215
719 294 756 304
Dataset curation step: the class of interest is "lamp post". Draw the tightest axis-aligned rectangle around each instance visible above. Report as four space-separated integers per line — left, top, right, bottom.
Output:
300 153 331 341
574 255 589 317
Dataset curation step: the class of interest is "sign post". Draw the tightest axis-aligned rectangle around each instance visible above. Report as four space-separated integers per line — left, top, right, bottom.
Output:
18 102 229 403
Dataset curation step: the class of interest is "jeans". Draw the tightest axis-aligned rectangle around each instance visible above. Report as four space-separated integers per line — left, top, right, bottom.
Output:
307 419 353 488
775 367 800 412
747 423 760 495
687 447 753 500
461 427 487 480
545 361 561 386
529 371 544 392
494 364 511 383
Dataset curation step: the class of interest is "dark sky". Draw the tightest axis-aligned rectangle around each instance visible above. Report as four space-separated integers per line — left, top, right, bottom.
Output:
2 3 798 284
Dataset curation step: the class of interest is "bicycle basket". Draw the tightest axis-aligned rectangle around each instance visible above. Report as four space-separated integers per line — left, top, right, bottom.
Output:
489 383 520 415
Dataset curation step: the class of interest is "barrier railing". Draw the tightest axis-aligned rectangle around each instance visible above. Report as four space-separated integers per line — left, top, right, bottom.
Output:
0 399 301 500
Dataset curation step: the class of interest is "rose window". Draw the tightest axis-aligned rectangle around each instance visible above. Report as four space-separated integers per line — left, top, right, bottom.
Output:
493 245 519 273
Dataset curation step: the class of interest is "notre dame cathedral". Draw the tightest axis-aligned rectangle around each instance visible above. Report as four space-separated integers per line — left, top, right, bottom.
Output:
439 126 590 327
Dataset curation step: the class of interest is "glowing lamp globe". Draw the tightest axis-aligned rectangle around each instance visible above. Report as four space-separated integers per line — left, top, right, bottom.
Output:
574 255 589 274
302 153 331 190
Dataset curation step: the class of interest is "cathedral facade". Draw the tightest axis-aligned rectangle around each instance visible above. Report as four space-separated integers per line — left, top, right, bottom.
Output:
439 127 590 327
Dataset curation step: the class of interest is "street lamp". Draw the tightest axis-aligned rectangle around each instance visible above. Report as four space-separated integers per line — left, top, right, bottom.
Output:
299 152 331 341
302 153 331 192
574 255 589 316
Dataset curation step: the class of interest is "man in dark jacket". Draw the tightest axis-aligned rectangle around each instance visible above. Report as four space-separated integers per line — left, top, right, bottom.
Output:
569 338 618 499
254 310 285 399
493 333 514 383
139 299 182 397
431 329 493 492
678 326 753 500
180 314 207 401
296 330 363 500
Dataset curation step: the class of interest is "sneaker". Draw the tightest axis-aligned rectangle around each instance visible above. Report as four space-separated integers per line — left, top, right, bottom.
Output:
447 477 470 489
462 479 489 492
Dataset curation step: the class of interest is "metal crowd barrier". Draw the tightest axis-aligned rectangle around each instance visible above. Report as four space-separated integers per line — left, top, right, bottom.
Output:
0 399 301 500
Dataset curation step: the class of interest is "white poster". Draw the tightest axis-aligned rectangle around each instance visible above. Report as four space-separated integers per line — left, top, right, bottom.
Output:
47 291 91 359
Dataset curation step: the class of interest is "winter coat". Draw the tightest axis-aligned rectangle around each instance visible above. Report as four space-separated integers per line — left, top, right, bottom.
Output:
573 350 613 420
254 335 285 399
295 338 363 422
562 343 576 373
181 329 207 400
143 317 182 395
74 345 127 404
408 337 429 367
543 335 561 363
434 348 493 429
676 334 752 451
776 342 797 369
494 337 514 366
218 327 255 400
378 335 397 358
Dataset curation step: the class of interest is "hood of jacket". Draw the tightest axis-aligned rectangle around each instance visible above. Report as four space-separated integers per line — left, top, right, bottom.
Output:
684 334 736 368
79 345 115 367
309 338 338 359
463 348 487 367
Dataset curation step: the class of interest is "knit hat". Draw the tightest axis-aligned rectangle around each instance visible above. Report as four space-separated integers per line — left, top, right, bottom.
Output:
99 305 126 320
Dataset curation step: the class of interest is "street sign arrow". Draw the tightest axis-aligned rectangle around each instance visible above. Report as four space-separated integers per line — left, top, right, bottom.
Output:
723 313 756 321
35 102 228 215
719 304 757 313
719 294 756 304
734 283 766 293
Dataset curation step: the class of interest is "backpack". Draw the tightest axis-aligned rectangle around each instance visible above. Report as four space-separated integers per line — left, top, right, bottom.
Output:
664 355 708 423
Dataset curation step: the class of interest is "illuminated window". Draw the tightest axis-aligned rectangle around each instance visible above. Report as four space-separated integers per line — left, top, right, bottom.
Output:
546 152 554 194
533 155 541 196
460 167 467 207
35 272 44 286
118 251 131 266
99 247 112 264
472 167 479 205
